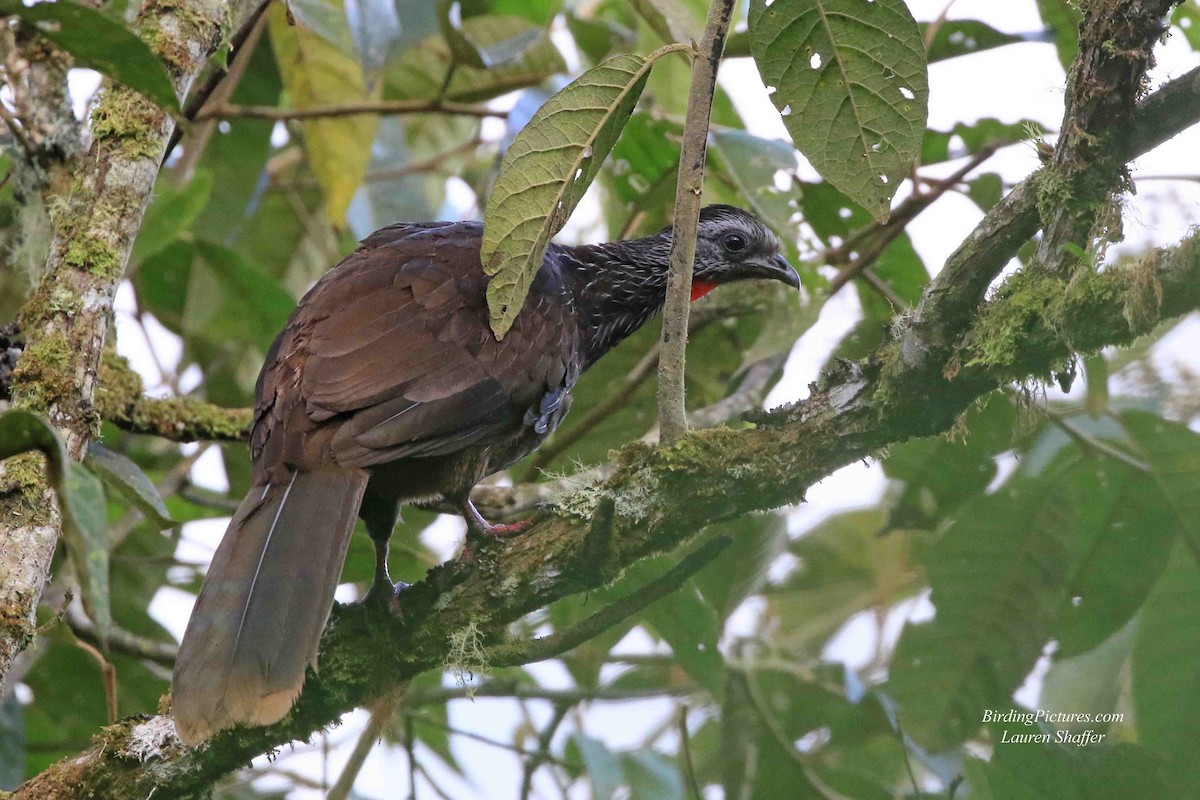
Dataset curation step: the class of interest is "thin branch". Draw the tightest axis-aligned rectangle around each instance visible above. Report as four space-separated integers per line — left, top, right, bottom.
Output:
657 0 736 444
1048 411 1151 472
171 5 270 179
198 99 503 122
164 0 272 162
519 703 569 800
404 681 699 706
326 689 401 800
67 607 177 667
487 535 733 669
824 144 999 297
678 706 702 800
0 101 32 155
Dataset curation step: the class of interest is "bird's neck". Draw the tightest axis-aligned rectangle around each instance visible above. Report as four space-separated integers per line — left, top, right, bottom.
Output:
559 234 674 368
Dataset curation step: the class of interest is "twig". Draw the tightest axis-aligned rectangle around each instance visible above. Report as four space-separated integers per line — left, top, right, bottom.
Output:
487 535 733 668
657 0 736 444
1047 411 1150 472
198 99 502 121
71 637 118 724
519 703 570 800
0 101 32 155
163 0 272 162
67 606 177 667
678 705 702 800
327 689 402 800
171 5 270 179
404 712 571 767
824 145 999 298
404 681 698 706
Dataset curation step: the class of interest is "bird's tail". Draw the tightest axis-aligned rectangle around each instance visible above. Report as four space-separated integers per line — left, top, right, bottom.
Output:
172 464 368 745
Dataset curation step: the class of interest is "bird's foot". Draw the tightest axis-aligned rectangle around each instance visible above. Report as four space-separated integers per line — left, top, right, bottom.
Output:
362 537 409 614
462 500 534 539
458 501 535 562
362 577 409 615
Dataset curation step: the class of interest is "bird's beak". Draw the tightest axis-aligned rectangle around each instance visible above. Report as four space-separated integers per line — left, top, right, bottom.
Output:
747 253 801 290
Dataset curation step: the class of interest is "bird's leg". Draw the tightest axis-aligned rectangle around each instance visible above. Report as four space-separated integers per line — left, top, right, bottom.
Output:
462 499 535 538
360 494 407 611
458 499 534 562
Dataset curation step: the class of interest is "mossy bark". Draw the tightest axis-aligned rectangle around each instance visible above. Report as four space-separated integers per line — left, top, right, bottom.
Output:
0 0 263 702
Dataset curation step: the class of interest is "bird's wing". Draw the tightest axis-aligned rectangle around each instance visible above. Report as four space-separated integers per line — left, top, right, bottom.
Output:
252 222 576 471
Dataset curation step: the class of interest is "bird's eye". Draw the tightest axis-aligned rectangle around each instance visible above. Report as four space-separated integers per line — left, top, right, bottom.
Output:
723 233 747 252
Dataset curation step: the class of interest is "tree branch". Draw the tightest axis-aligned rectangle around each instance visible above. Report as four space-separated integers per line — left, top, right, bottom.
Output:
96 353 252 443
198 99 502 122
657 0 736 444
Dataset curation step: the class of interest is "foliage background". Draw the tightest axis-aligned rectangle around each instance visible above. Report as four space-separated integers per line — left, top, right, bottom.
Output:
1 0 1200 798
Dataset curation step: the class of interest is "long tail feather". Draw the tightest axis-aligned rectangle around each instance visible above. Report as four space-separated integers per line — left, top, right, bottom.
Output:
172 464 368 745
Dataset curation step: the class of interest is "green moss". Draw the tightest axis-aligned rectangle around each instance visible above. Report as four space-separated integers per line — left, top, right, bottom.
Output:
11 332 76 414
64 233 123 281
140 0 225 73
89 87 163 161
1 452 52 524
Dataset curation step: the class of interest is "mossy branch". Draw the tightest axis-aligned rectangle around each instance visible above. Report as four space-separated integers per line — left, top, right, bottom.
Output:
96 353 252 443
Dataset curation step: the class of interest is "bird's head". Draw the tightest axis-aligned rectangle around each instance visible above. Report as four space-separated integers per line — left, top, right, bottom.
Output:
690 205 800 300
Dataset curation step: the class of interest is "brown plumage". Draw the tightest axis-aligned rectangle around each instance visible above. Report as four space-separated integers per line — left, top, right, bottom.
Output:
171 206 799 745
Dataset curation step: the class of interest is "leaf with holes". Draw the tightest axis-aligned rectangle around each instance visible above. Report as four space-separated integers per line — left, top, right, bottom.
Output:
482 48 683 338
748 0 928 221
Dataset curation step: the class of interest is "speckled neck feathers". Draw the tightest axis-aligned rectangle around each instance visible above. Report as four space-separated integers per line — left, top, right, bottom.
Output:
556 232 674 369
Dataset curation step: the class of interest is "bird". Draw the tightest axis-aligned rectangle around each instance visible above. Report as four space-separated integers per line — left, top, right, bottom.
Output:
171 204 799 745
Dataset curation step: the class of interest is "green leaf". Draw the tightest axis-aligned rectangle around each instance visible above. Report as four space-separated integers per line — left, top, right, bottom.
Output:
574 734 624 800
1035 0 1081 70
1053 459 1177 658
62 464 112 641
922 20 1026 63
621 750 684 800
887 473 1075 748
0 0 178 111
1121 411 1200 558
131 171 214 265
767 509 922 651
883 394 1015 528
482 48 680 338
708 129 800 243
1132 543 1200 765
189 241 296 345
630 0 700 44
748 0 928 220
1171 4 1200 51
607 113 678 206
84 442 174 530
384 15 566 103
269 1 379 224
